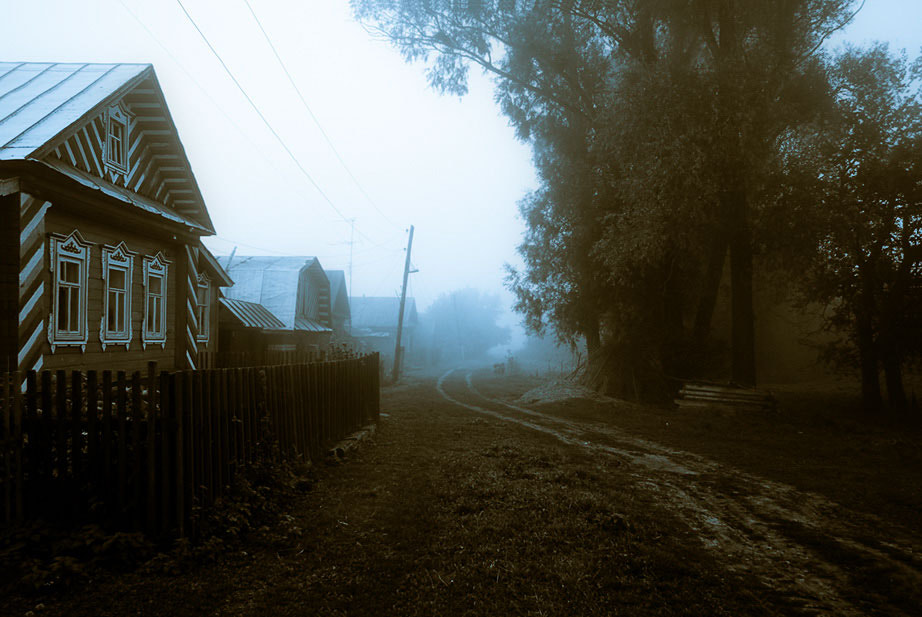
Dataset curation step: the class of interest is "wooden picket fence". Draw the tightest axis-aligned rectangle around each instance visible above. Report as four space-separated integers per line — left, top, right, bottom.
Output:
0 353 379 538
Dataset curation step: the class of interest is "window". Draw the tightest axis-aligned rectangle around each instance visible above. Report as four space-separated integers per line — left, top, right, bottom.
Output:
142 252 170 349
100 242 135 350
104 104 130 175
49 230 92 352
196 273 211 343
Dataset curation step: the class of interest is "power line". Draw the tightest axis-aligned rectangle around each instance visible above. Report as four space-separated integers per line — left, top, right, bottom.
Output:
174 0 376 244
240 0 400 230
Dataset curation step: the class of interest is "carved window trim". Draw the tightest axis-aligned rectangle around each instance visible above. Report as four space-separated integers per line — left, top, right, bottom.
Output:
48 230 92 352
195 273 211 343
104 103 130 177
100 242 136 350
142 252 170 349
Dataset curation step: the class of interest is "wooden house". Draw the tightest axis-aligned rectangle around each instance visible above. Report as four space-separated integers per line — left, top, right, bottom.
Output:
325 269 351 340
0 62 231 374
349 296 417 359
219 256 333 353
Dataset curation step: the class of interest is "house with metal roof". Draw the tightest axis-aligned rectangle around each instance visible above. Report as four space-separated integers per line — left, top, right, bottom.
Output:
218 255 334 353
0 62 230 374
325 270 351 338
349 296 417 360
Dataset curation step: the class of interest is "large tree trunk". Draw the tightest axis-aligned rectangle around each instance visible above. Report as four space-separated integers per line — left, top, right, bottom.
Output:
726 188 757 386
692 231 728 347
883 352 907 410
855 278 882 410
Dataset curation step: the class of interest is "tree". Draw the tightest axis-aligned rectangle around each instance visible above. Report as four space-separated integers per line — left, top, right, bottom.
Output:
421 288 511 363
791 43 922 410
352 0 857 396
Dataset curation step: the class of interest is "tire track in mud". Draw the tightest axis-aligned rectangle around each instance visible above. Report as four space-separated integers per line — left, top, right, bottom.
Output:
437 368 922 616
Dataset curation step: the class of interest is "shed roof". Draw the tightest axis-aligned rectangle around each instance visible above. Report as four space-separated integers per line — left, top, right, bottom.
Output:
350 296 417 330
0 62 214 233
220 298 286 331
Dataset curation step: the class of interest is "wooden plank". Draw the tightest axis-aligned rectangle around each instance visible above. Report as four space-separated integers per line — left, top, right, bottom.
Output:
181 370 193 537
55 370 67 486
70 370 82 518
160 371 171 536
12 371 23 522
86 371 98 499
101 371 113 518
3 372 10 525
116 371 128 522
146 363 157 535
192 371 205 510
202 370 213 506
131 372 143 529
173 372 184 538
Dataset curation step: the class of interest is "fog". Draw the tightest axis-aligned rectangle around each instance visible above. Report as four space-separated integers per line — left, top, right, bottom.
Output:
1 0 919 357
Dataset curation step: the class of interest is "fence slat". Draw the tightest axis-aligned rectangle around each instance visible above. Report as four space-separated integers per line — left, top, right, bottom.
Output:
131 372 143 529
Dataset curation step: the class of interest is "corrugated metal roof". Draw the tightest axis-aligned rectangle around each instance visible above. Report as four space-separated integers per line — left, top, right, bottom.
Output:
220 298 286 330
350 297 417 330
0 62 148 158
295 316 332 333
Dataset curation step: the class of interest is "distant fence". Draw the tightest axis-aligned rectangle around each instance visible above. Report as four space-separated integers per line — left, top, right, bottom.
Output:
0 353 379 538
197 348 359 369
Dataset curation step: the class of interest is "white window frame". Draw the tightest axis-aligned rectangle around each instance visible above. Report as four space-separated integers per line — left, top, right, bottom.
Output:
104 103 130 176
196 273 211 343
48 230 92 352
99 242 136 350
142 252 170 350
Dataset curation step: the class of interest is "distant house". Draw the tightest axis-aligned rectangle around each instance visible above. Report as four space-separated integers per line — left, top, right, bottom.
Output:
219 256 333 353
325 270 351 340
0 62 230 374
350 296 417 359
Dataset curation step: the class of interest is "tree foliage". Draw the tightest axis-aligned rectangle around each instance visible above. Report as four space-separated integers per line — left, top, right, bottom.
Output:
352 1 915 402
421 288 511 363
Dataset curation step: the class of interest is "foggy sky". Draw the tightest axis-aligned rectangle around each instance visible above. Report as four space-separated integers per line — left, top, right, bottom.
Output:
2 0 920 347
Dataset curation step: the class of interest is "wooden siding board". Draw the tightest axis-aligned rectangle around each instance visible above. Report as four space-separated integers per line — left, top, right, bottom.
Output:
41 208 179 372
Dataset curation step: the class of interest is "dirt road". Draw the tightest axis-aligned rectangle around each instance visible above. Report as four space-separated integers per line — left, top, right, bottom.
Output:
438 369 922 616
6 370 920 616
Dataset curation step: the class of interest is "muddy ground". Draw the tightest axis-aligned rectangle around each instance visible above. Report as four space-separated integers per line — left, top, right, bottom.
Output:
2 370 920 616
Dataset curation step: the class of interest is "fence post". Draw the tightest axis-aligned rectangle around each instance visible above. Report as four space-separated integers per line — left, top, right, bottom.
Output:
86 371 98 506
131 372 143 529
145 363 157 535
159 371 171 536
182 370 194 538
13 371 23 523
101 371 113 521
116 371 128 524
70 370 83 518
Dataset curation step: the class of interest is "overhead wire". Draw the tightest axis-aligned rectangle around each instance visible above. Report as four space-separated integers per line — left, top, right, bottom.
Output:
240 0 401 230
174 0 378 244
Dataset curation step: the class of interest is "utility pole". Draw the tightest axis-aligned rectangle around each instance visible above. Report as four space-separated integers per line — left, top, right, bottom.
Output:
392 225 414 382
347 218 355 299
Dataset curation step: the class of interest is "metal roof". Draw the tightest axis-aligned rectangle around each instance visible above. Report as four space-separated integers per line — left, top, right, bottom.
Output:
220 256 332 331
326 270 351 321
295 316 332 333
220 298 286 331
0 63 148 158
350 296 417 330
0 62 215 233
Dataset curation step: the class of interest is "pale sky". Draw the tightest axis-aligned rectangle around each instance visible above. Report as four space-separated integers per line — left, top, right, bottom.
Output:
2 0 920 331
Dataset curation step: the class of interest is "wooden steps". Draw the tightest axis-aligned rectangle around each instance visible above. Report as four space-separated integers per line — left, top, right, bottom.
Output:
675 382 776 412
